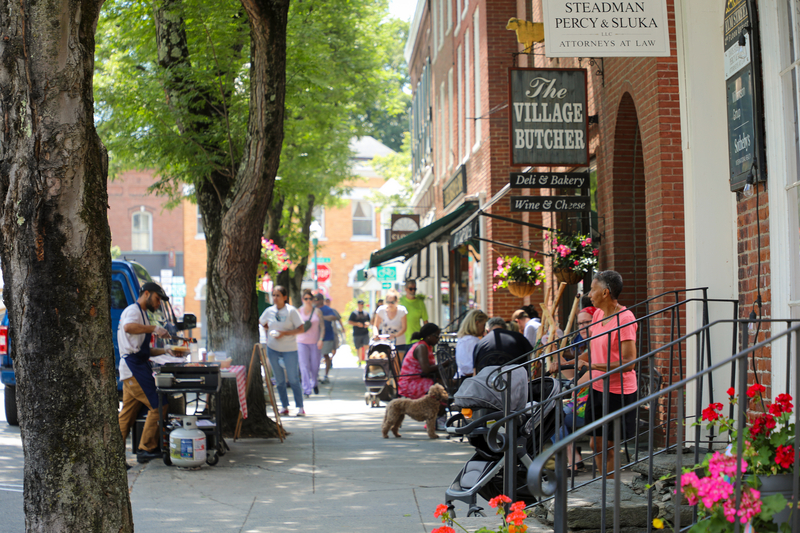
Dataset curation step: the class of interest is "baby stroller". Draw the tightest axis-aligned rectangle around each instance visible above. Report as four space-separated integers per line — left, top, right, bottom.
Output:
444 365 561 518
363 337 402 408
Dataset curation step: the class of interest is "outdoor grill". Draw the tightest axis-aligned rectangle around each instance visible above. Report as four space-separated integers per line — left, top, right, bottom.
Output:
154 363 221 392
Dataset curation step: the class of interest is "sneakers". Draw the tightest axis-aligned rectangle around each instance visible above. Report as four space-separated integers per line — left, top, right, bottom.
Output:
297 408 306 417
436 416 447 431
320 377 330 385
279 408 289 416
313 385 319 395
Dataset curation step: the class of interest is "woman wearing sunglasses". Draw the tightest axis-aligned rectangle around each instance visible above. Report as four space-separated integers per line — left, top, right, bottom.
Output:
372 290 408 346
297 289 324 397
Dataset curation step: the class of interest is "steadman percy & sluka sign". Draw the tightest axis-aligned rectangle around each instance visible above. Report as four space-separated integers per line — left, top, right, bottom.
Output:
541 0 671 57
509 68 589 167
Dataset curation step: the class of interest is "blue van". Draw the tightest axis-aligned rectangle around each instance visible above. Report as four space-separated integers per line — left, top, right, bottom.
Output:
1 259 196 425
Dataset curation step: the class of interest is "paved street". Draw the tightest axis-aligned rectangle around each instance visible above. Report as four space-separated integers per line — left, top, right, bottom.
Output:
0 348 522 532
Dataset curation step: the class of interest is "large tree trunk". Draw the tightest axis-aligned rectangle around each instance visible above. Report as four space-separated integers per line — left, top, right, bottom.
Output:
0 1 133 531
155 0 290 436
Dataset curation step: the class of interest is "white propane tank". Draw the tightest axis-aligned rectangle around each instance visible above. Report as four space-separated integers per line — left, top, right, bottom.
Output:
169 416 206 467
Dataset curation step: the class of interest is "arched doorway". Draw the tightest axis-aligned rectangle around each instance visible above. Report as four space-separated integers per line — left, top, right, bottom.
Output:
610 93 648 309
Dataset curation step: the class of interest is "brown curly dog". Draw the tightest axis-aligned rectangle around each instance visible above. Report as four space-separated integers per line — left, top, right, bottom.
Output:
382 383 449 439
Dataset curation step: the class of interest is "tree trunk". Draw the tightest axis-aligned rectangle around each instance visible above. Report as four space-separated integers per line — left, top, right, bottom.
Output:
154 0 290 437
0 1 133 531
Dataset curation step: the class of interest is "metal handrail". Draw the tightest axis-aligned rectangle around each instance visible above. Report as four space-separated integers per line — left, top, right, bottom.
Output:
525 318 800 533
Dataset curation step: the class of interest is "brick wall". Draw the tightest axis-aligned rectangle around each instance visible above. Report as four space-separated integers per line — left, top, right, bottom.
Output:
182 200 206 322
108 170 184 255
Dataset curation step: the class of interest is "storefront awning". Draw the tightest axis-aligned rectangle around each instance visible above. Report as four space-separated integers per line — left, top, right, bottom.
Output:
368 202 479 268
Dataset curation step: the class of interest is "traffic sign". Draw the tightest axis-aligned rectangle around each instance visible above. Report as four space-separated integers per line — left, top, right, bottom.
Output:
382 282 392 289
317 264 332 283
311 257 331 264
376 266 396 281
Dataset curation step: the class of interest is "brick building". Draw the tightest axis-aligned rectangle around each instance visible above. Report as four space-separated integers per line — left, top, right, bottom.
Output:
108 169 185 283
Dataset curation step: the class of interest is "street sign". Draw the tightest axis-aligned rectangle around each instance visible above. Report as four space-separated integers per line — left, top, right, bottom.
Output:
317 264 331 283
510 196 591 212
376 266 396 281
509 172 588 189
311 257 331 264
382 282 392 289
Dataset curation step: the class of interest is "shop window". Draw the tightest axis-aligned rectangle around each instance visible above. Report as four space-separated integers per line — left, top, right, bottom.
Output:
131 211 152 252
352 201 374 238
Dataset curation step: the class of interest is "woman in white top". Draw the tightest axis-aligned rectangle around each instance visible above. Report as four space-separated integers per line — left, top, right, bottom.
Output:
373 289 408 345
455 309 489 377
258 285 307 416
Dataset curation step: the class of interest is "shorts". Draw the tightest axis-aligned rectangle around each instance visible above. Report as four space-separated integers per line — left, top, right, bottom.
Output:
321 340 336 356
583 388 638 442
353 334 370 350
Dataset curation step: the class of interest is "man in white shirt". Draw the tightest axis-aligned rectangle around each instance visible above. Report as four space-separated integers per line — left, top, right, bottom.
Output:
512 308 541 347
117 282 181 464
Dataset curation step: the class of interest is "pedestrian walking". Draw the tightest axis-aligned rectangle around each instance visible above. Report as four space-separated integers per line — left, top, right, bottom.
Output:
348 300 371 366
315 294 339 384
297 289 324 396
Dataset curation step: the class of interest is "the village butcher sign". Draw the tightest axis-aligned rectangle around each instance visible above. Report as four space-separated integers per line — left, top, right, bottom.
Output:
509 68 588 166
541 0 671 58
510 172 589 188
510 196 591 212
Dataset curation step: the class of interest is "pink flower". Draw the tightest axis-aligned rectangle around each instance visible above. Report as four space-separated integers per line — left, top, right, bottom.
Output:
723 487 761 524
680 471 700 505
697 476 734 509
708 452 746 478
592 249 599 256
581 238 592 246
574 260 580 266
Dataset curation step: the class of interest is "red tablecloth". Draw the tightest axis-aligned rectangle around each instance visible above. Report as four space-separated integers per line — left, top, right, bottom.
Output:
226 365 248 419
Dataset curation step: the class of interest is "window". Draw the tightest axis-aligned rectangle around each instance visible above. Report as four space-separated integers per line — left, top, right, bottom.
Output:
410 60 432 182
196 205 205 238
447 0 453 34
440 82 446 179
464 29 471 151
352 200 374 237
457 45 464 163
473 9 481 147
439 0 445 49
110 280 127 310
131 211 152 251
312 205 326 239
784 0 800 304
432 0 438 60
455 0 461 32
448 68 454 168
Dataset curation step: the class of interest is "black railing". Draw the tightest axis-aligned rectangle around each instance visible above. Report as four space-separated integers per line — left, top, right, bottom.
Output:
521 318 800 533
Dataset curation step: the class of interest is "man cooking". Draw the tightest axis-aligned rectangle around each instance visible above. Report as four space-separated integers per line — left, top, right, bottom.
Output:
117 282 183 464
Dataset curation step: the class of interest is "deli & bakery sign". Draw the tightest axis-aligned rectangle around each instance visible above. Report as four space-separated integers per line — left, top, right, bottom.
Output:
541 0 671 57
509 68 588 167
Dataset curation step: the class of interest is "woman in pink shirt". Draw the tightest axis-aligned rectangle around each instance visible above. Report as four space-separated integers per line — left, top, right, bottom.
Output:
576 270 638 478
297 289 324 397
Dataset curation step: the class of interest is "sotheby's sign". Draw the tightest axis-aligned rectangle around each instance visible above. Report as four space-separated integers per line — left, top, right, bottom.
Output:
541 0 671 58
509 68 588 167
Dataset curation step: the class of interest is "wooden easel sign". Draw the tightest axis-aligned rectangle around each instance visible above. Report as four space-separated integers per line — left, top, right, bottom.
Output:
234 344 285 442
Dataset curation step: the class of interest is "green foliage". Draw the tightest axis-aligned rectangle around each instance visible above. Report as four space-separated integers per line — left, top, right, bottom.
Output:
492 256 546 291
368 132 413 212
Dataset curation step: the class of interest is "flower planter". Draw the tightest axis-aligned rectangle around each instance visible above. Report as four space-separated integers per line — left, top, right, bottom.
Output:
759 473 794 525
507 281 537 298
554 268 583 285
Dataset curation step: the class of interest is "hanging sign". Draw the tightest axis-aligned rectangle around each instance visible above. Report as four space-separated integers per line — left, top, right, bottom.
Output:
510 196 591 212
509 171 589 189
390 214 420 242
509 68 589 167
450 218 480 249
723 0 765 191
541 0 671 58
443 166 467 207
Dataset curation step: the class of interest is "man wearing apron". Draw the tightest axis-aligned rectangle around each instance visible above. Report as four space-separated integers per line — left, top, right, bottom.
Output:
117 282 179 463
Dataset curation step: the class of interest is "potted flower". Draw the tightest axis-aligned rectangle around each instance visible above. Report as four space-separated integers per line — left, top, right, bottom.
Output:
492 255 546 298
546 232 598 285
670 384 796 531
432 495 532 533
256 237 292 291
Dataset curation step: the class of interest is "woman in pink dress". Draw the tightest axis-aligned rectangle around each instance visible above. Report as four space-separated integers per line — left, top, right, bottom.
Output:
398 323 444 399
297 289 324 396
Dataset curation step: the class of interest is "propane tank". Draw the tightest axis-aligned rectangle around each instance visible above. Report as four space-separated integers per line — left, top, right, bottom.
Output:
169 416 206 467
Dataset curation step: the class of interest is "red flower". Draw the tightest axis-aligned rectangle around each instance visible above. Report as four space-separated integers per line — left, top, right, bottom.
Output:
775 445 796 469
764 415 777 430
727 387 736 397
510 501 527 512
434 504 448 519
432 527 456 533
574 260 580 266
506 510 528 525
488 494 512 508
701 402 723 422
592 249 599 256
769 402 784 417
747 383 766 398
509 525 528 533
776 393 794 413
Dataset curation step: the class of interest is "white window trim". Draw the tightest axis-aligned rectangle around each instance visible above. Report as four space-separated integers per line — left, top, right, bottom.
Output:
131 210 153 252
351 200 376 239
312 205 327 240
195 204 205 240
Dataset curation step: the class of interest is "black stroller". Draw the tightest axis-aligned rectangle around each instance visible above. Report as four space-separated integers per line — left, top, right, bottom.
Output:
444 365 561 517
363 337 402 407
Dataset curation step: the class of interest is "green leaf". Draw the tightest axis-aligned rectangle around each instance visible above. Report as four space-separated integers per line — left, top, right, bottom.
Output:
759 493 788 521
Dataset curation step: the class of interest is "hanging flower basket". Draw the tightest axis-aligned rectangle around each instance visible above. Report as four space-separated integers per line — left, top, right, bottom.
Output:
554 268 583 285
507 281 537 298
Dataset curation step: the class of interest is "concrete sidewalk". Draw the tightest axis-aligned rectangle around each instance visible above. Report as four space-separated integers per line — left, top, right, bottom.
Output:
0 349 548 532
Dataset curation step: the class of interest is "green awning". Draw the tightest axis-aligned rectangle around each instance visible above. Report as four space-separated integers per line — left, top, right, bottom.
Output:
368 202 478 268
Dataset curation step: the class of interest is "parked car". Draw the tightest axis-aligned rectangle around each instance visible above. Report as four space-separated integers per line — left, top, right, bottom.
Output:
1 259 196 425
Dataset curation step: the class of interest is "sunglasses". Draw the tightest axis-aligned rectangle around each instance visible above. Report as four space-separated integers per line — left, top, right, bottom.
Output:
578 321 592 327
303 297 313 301
407 287 416 291
386 300 397 304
